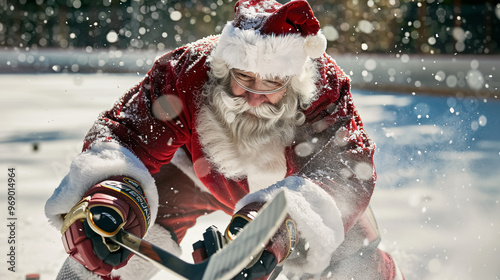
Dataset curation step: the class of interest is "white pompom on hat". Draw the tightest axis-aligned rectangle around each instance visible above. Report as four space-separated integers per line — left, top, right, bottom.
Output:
211 0 326 78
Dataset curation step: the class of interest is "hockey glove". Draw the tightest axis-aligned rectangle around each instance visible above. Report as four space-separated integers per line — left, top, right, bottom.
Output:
60 176 150 276
226 202 298 280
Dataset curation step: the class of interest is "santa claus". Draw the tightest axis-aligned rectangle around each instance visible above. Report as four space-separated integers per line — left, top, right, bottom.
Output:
46 0 404 279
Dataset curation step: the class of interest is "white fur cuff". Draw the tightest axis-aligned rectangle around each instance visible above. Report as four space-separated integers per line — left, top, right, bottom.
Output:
236 176 345 275
44 141 159 232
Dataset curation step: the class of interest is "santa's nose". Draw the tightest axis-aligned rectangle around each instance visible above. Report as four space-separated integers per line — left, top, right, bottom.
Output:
245 91 266 107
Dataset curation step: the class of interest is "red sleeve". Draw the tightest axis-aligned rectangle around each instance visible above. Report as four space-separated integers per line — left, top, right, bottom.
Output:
289 54 376 233
83 39 215 174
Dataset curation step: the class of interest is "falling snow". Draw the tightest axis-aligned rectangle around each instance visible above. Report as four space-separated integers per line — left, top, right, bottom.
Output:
0 0 499 279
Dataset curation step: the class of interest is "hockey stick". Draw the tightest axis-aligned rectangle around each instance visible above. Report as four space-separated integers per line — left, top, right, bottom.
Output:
109 190 288 280
110 230 208 279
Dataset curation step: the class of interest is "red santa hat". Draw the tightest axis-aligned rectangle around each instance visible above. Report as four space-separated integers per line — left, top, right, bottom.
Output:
212 0 327 78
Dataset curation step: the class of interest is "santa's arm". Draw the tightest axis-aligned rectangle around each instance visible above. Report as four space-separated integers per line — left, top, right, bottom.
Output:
45 45 206 232
295 85 376 234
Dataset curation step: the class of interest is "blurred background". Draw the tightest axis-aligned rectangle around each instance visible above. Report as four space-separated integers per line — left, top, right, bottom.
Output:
1 0 499 97
2 0 499 54
1 1 500 279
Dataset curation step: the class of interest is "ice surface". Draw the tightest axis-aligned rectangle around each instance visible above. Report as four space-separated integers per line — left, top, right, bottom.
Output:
0 74 499 279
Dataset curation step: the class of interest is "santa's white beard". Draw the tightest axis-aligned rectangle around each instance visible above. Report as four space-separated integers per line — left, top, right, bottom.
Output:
197 82 303 192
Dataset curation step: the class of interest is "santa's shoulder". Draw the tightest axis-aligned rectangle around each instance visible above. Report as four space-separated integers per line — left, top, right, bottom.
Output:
304 53 352 113
153 35 218 73
149 36 218 94
315 53 350 84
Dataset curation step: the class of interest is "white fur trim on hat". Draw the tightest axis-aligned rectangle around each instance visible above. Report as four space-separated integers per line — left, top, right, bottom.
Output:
212 22 309 78
235 176 345 275
304 31 327 58
45 141 159 232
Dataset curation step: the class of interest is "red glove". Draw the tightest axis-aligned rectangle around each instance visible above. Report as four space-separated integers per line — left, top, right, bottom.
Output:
226 202 298 280
60 176 150 276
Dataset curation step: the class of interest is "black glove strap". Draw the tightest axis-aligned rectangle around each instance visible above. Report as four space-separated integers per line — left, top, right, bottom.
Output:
232 250 277 280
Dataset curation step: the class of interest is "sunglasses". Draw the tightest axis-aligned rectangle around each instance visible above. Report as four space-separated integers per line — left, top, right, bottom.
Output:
230 69 290 94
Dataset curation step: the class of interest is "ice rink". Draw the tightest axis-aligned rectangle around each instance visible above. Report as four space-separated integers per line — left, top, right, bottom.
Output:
1 73 499 279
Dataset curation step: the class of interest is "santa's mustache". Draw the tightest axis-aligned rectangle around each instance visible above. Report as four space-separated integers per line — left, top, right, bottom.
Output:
217 90 287 123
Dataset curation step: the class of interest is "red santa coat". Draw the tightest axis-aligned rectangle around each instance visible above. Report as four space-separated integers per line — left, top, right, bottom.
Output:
46 35 377 277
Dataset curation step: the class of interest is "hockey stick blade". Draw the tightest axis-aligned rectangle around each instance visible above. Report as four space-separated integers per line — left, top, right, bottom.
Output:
109 190 288 280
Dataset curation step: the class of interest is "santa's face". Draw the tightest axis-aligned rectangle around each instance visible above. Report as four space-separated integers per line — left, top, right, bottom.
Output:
197 70 301 182
229 69 288 107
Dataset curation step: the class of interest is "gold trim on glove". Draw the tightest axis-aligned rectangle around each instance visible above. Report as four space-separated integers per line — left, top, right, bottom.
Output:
60 196 91 235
